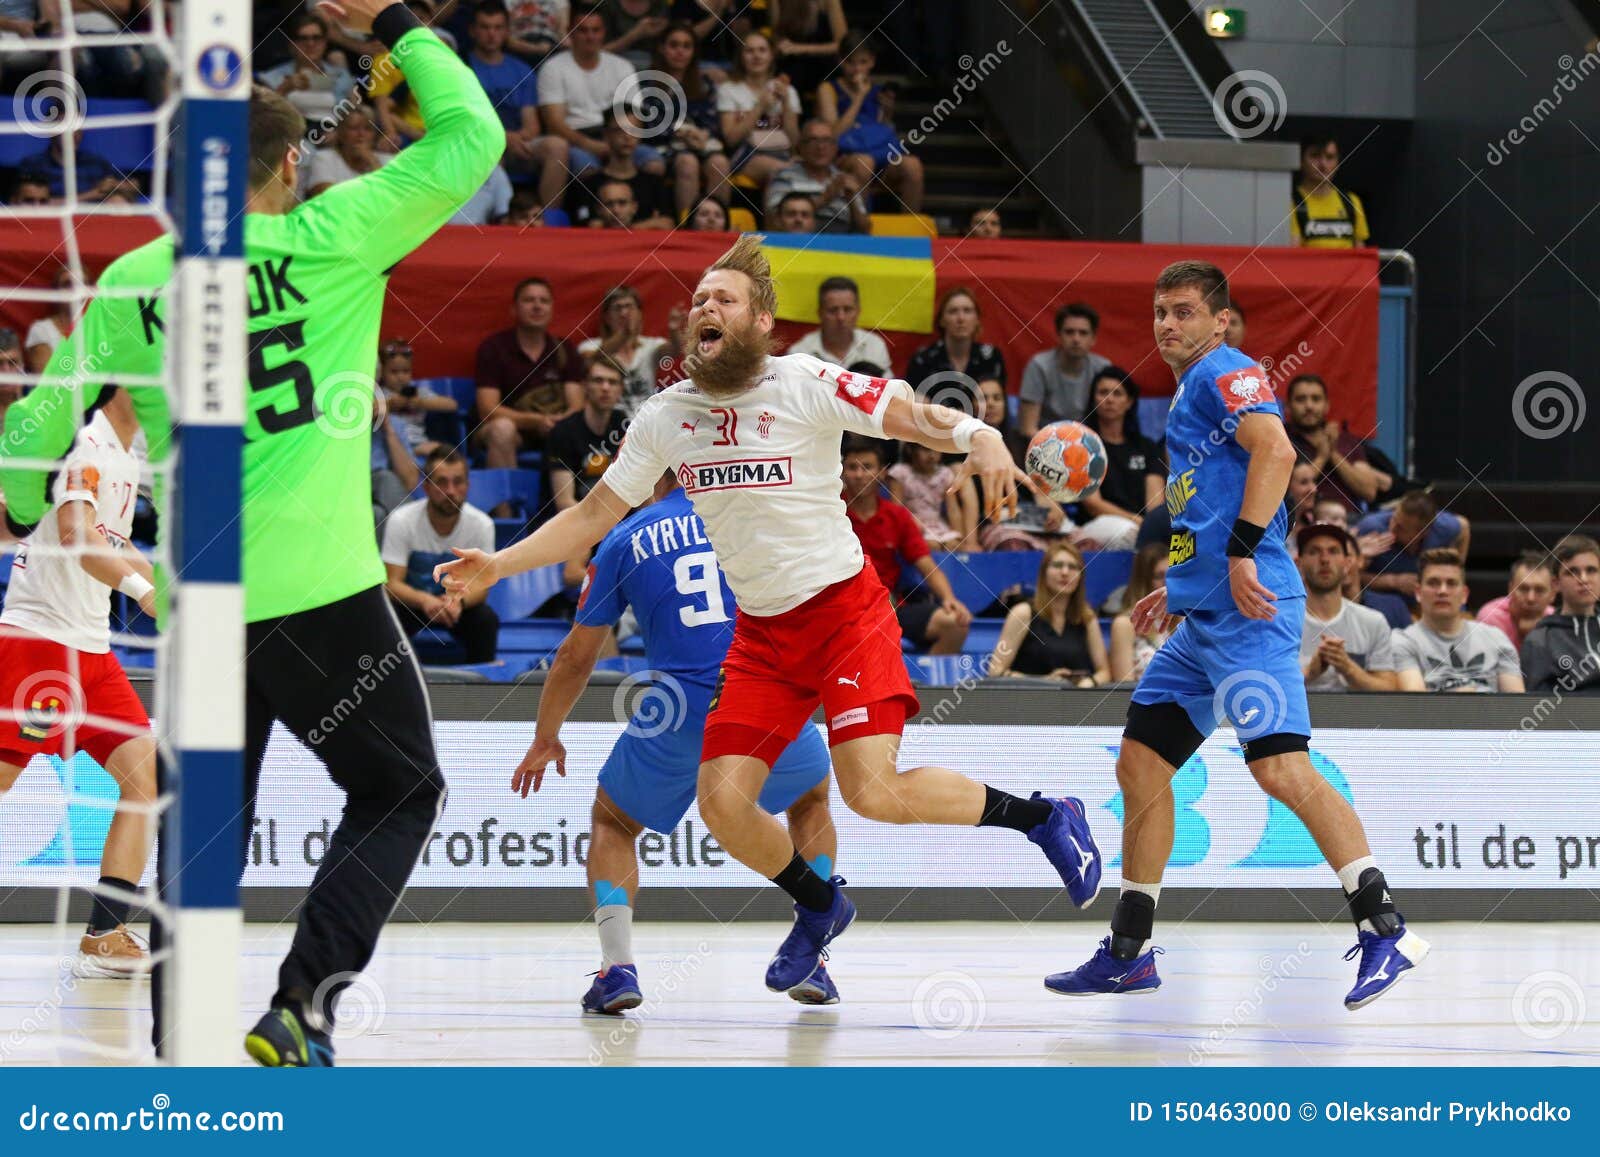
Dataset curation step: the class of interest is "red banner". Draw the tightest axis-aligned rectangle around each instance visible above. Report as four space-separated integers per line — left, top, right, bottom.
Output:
0 221 1381 434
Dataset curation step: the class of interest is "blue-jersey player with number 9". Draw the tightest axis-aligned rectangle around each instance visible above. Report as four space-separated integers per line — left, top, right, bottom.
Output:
513 474 839 1013
1046 261 1428 1008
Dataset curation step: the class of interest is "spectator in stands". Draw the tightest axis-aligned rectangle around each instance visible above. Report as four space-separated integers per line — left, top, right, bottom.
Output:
68 0 144 97
1357 490 1471 603
1075 367 1164 551
789 276 892 370
17 127 121 201
771 0 847 100
1284 374 1388 509
382 447 500 662
475 277 585 471
1393 549 1523 693
967 207 1001 239
572 109 675 227
768 191 817 233
501 188 545 227
376 340 453 460
647 21 731 217
717 30 801 190
600 0 671 68
971 376 1070 552
1521 534 1600 695
1315 497 1352 528
467 1 570 210
0 2 51 90
0 327 22 409
842 438 971 655
1225 298 1245 348
541 9 662 183
258 11 357 124
818 30 924 214
905 287 1005 410
763 120 870 233
977 377 1027 467
586 177 652 230
6 177 53 206
1477 550 1556 654
1344 533 1412 631
1297 523 1399 692
22 264 73 374
506 0 569 62
688 196 730 230
548 354 629 584
452 164 515 225
303 107 391 198
1018 303 1110 437
1292 134 1370 248
1284 457 1319 552
989 541 1109 685
888 442 972 551
577 285 684 416
1109 542 1170 682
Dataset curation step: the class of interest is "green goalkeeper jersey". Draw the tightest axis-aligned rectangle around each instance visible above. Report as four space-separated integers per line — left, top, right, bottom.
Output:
0 26 501 622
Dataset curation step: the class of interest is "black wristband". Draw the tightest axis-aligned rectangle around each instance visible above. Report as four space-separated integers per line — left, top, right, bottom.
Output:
1226 517 1266 559
373 3 425 52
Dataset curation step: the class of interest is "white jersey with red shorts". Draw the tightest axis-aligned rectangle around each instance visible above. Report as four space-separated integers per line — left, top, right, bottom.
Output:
600 353 921 761
0 410 150 767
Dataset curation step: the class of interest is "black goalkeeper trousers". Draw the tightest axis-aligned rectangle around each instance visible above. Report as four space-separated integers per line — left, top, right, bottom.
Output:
153 584 444 1050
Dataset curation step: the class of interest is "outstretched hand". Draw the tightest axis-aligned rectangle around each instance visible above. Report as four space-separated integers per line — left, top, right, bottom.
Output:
434 546 501 602
512 734 566 797
316 0 394 35
950 429 1035 522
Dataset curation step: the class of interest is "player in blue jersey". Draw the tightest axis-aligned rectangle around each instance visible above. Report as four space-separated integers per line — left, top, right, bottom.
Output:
1047 261 1428 1008
513 473 840 1013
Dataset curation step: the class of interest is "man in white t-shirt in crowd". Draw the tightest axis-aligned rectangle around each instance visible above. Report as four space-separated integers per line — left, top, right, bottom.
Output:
0 388 157 978
439 236 1102 1001
1018 302 1112 437
1474 549 1555 655
537 7 661 181
1297 523 1399 692
788 277 892 372
383 446 499 662
1393 549 1522 692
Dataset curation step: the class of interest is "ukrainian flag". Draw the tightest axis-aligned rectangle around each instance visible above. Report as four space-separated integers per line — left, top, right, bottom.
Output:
759 234 935 334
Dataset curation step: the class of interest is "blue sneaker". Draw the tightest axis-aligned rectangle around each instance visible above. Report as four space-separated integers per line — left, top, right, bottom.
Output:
243 1005 334 1067
787 961 840 1006
765 876 855 995
582 964 644 1014
1026 794 1102 908
1343 926 1429 1010
1045 936 1162 996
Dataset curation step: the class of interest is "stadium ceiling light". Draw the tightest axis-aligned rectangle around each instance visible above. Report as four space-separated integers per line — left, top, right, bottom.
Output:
1204 6 1246 38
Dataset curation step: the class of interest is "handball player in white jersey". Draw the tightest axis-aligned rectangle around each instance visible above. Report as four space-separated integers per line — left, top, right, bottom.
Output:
0 388 158 977
439 237 1101 997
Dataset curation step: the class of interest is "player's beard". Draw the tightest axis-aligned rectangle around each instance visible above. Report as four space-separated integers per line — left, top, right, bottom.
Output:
685 317 773 399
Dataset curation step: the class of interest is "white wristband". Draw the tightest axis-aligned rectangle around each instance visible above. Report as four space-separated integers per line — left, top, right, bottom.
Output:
950 416 989 452
119 573 154 603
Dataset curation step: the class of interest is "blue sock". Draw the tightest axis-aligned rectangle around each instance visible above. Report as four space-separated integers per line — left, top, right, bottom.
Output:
807 855 833 880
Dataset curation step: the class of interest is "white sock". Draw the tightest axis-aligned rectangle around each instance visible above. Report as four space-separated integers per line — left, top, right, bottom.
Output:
1120 879 1162 905
596 905 634 969
1335 855 1377 896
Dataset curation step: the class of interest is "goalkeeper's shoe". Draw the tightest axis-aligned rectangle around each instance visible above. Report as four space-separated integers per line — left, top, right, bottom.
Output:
244 1005 334 1067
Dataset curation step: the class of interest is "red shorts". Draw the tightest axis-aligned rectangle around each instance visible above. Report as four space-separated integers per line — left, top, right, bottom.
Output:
0 628 150 767
702 564 920 765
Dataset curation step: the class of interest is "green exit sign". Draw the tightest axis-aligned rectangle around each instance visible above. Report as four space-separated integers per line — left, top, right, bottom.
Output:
1204 6 1246 38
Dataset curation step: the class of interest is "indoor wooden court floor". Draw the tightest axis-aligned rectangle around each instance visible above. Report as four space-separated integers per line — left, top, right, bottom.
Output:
2 922 1595 1066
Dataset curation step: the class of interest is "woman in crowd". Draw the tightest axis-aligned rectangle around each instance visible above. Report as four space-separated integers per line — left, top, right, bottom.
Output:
716 31 802 191
648 21 732 216
1075 367 1165 550
816 29 924 212
258 11 358 125
904 287 1006 406
687 197 731 230
1109 542 1171 683
304 107 391 198
988 541 1109 686
25 265 73 374
578 286 686 417
770 0 848 102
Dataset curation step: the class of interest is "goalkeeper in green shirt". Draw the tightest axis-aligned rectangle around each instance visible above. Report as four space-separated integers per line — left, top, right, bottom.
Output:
0 0 502 1066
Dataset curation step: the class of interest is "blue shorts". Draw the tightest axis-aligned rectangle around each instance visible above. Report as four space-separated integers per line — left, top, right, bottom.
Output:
598 684 831 834
569 142 665 176
1131 598 1311 742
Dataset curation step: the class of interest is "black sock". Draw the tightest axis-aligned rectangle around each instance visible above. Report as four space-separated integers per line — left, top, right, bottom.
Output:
771 851 834 912
87 876 136 935
1109 891 1156 960
1345 867 1401 936
977 785 1052 833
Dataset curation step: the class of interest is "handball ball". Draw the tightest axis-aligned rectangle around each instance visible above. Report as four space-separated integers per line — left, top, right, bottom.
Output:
1024 420 1108 503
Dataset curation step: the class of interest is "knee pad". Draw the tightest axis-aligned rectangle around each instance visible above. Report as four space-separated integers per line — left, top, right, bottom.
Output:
1122 701 1207 770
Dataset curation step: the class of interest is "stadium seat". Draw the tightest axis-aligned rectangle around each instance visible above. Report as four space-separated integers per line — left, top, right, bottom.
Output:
1083 550 1134 609
515 450 545 470
869 212 937 238
486 563 567 621
467 468 541 516
932 551 1040 613
409 628 465 665
0 98 155 172
908 654 985 685
962 618 1005 657
1138 395 1170 441
497 619 573 653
